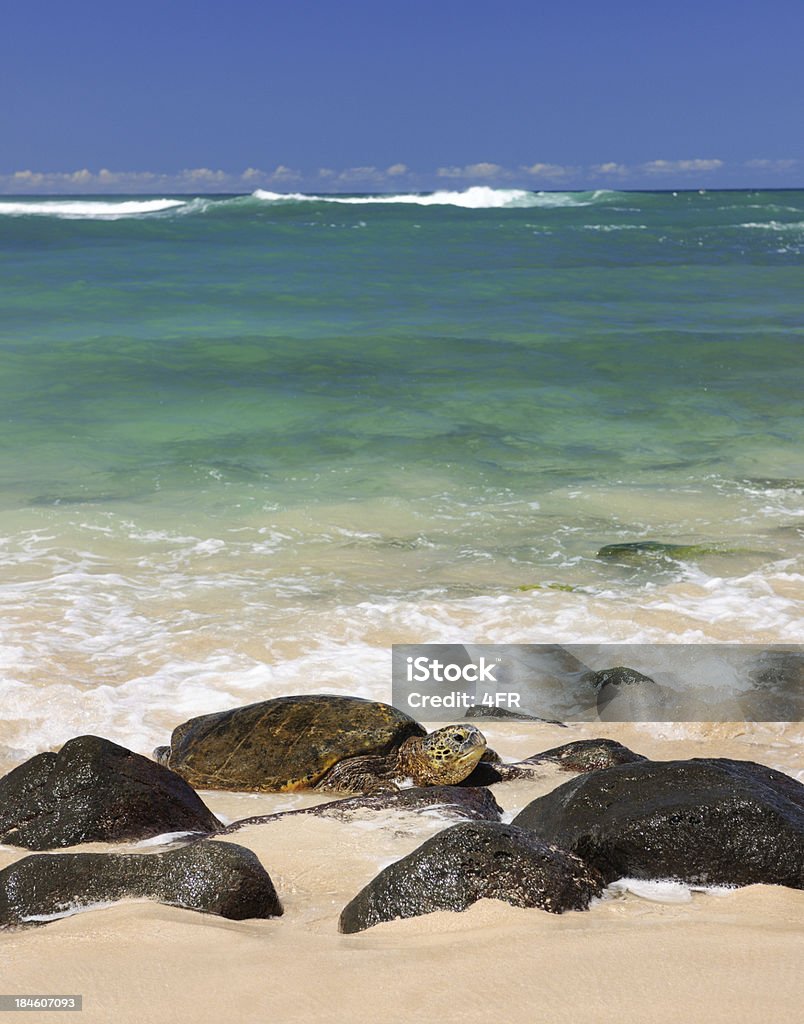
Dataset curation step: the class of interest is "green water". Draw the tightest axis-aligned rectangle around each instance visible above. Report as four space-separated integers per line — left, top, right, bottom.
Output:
0 188 801 759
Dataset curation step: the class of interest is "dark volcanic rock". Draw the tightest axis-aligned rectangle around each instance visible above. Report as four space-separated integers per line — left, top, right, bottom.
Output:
525 737 647 773
460 738 646 785
0 840 282 926
512 758 804 888
584 666 667 720
0 735 222 850
741 650 804 721
225 785 503 831
339 821 604 933
458 760 507 786
585 667 658 692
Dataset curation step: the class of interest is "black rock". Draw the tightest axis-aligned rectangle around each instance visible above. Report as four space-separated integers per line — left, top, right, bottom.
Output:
584 666 668 720
584 665 657 693
0 735 222 850
741 650 804 721
225 785 504 830
512 758 804 888
0 840 282 926
460 738 646 784
524 737 647 773
457 760 507 785
338 821 604 933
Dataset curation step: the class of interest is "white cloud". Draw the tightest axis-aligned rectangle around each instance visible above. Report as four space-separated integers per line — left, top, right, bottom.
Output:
176 167 229 185
3 167 169 192
329 166 387 185
437 162 506 180
14 155 797 195
642 158 723 174
11 170 46 185
592 162 630 177
744 158 797 171
520 162 575 179
268 165 302 183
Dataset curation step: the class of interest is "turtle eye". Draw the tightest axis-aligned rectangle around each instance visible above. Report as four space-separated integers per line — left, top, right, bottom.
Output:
452 731 466 743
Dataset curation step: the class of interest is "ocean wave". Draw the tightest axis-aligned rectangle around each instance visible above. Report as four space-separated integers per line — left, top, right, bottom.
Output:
252 186 612 210
738 220 804 231
0 198 187 219
581 224 648 232
0 188 615 220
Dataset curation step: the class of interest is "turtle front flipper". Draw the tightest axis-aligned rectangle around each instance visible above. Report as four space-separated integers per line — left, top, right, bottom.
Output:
315 754 398 795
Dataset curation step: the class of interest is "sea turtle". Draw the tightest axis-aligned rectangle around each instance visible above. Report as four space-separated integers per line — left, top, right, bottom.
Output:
154 694 487 795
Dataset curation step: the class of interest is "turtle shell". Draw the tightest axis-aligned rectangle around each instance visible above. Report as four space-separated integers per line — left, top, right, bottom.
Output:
163 694 426 792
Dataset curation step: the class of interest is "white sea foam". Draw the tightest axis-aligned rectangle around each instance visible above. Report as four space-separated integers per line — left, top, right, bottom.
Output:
252 187 609 210
0 199 187 219
21 900 131 923
132 831 202 848
606 878 735 904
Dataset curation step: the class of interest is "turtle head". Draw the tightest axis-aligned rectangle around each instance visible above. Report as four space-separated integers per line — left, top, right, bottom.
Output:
407 725 487 786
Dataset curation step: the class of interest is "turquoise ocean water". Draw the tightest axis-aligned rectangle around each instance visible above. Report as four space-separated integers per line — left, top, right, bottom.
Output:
0 186 802 762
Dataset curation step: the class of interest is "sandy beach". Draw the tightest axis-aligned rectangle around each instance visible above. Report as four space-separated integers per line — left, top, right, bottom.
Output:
2 721 801 1024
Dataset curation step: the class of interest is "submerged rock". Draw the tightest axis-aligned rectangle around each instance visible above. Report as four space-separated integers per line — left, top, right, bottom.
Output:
513 758 804 888
0 841 282 926
339 821 603 933
597 541 722 562
0 735 221 850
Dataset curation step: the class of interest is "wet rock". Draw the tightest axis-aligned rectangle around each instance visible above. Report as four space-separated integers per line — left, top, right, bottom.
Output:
339 821 603 933
0 735 221 850
525 738 647 773
585 666 657 691
740 650 804 721
225 785 504 830
458 761 507 786
585 666 672 720
512 758 804 888
464 705 566 725
461 738 646 784
0 841 282 926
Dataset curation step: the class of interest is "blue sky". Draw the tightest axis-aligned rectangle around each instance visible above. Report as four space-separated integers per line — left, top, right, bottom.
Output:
2 0 802 193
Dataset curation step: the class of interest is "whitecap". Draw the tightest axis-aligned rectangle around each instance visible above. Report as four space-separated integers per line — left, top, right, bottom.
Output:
737 220 804 231
0 198 187 219
251 187 610 210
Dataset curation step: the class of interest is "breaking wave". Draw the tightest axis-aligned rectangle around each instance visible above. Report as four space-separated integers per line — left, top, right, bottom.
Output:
0 198 187 219
251 187 613 209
